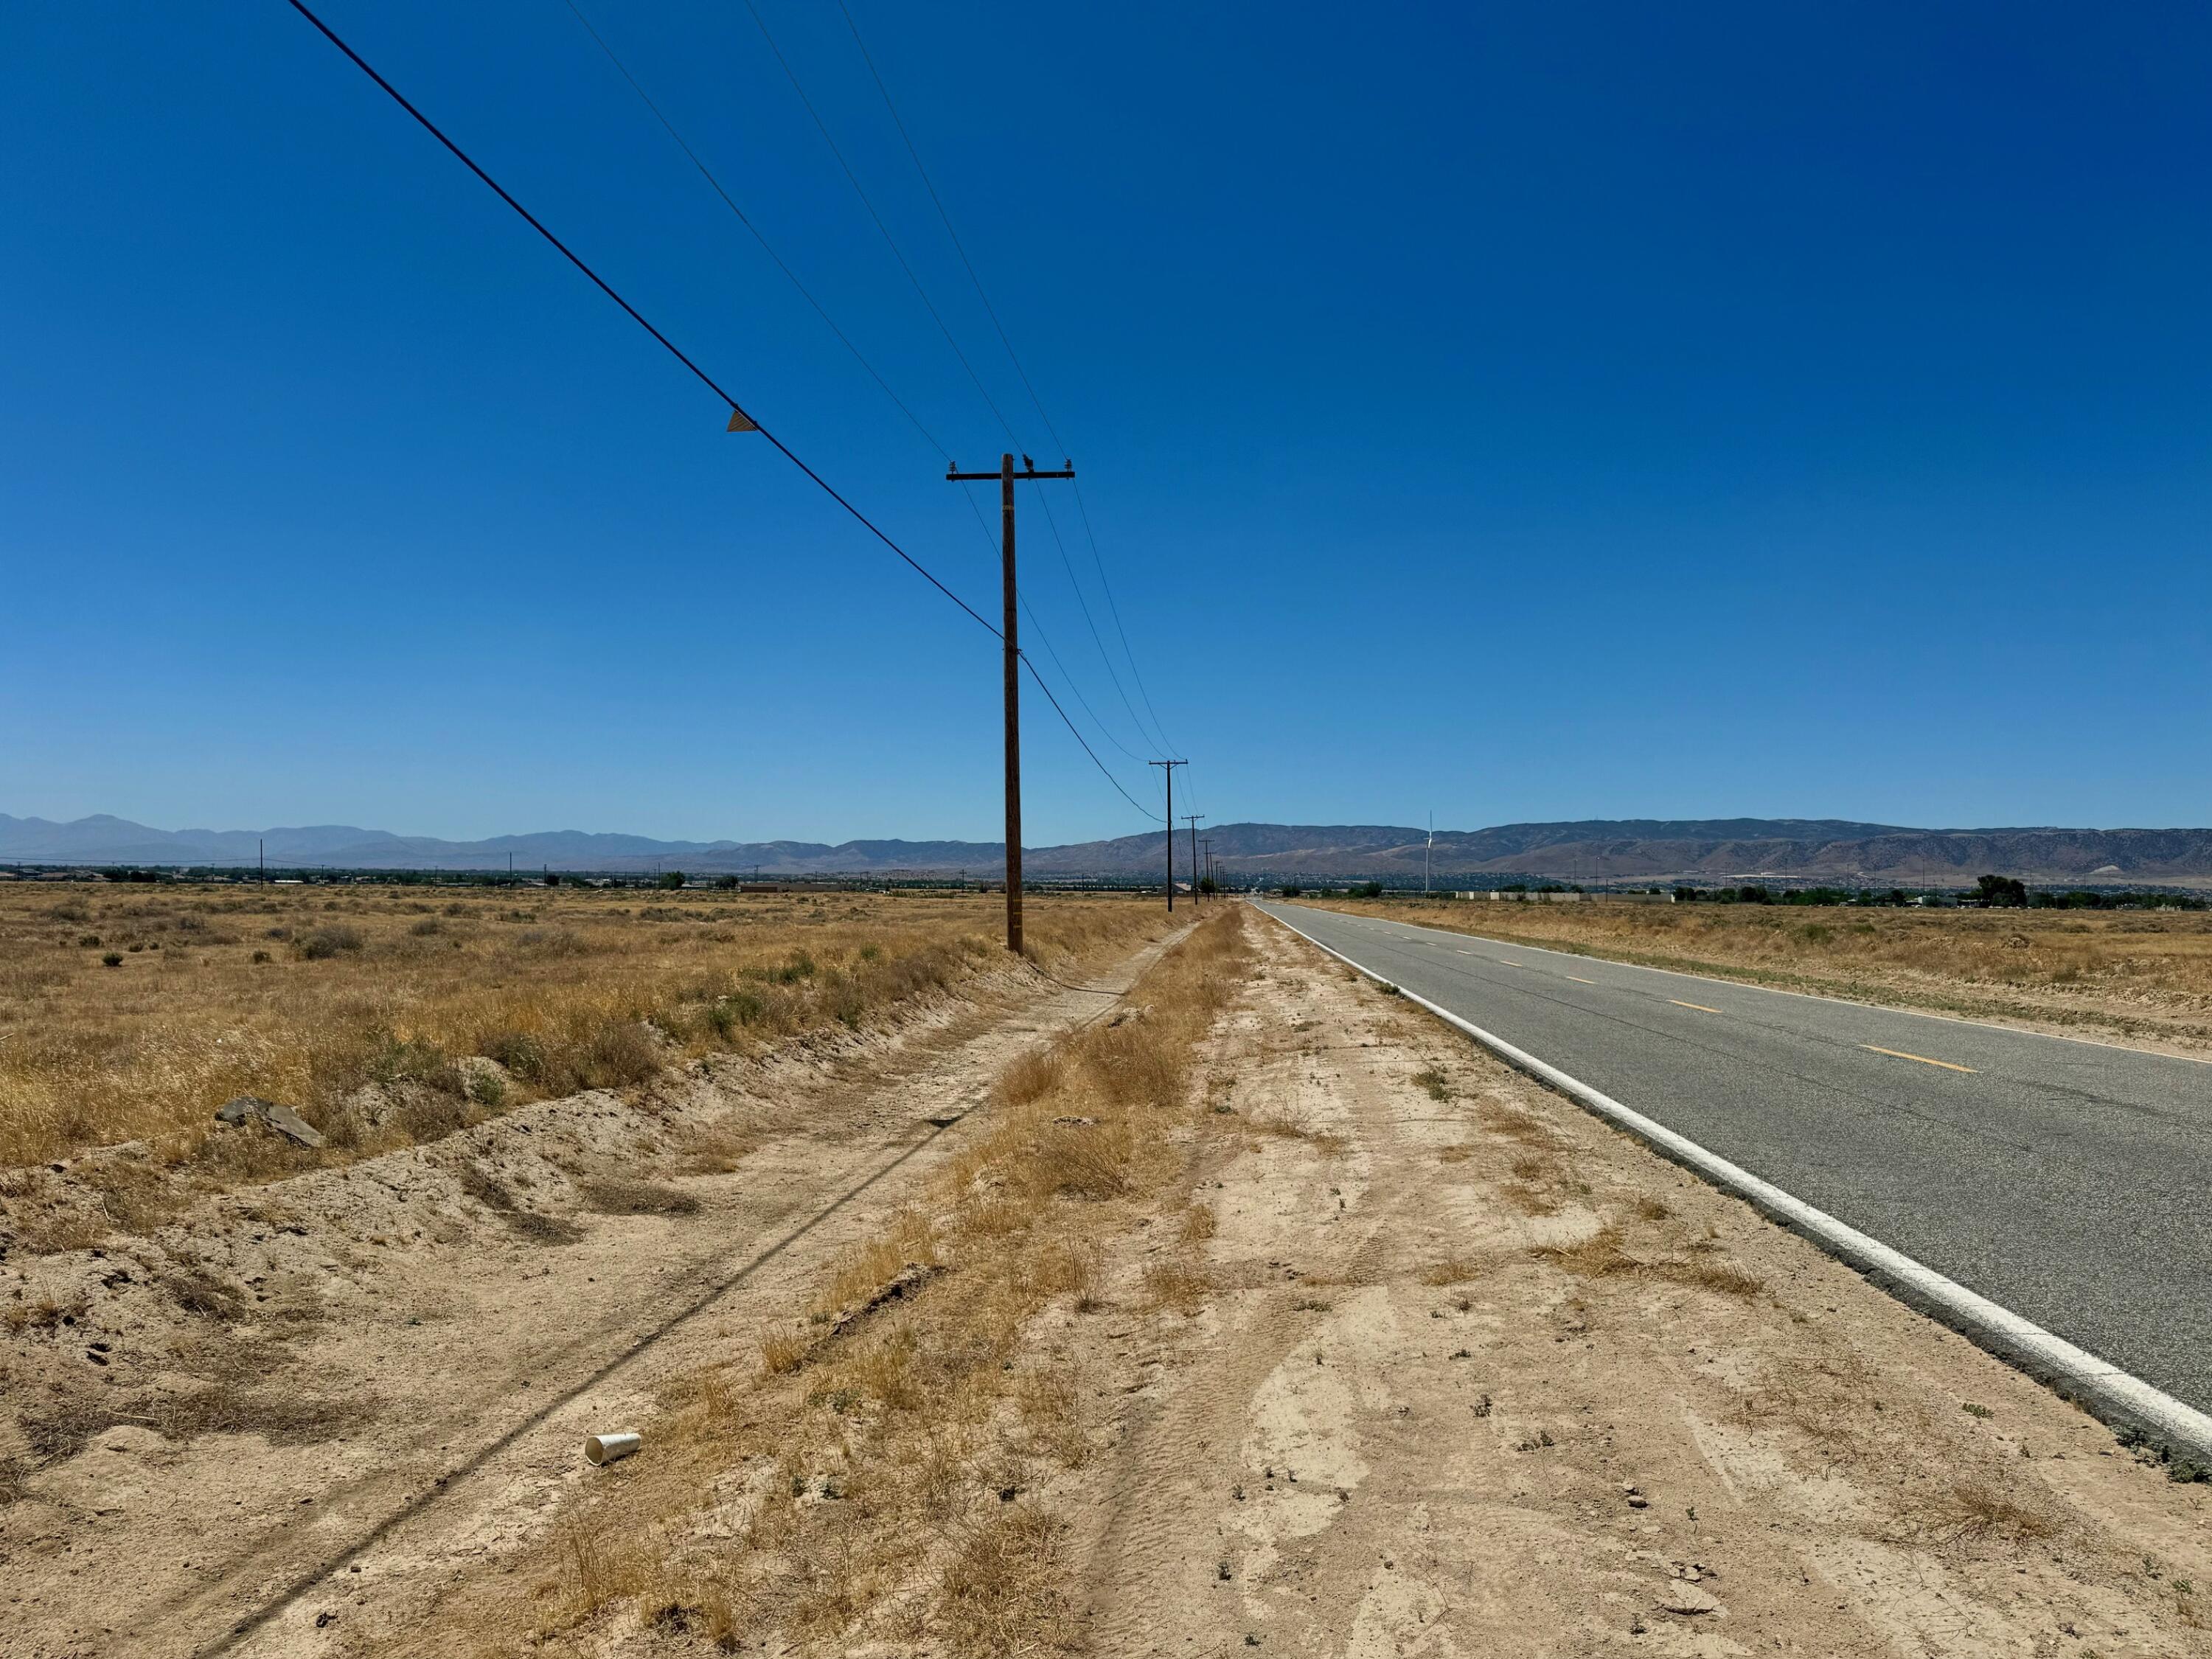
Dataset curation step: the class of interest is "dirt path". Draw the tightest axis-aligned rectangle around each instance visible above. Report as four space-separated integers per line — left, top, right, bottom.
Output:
1074 911 2212 1655
1 931 1181 1659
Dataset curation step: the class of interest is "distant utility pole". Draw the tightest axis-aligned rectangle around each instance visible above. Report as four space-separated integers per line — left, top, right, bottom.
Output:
1149 761 1186 911
1201 835 1212 898
1183 814 1205 906
947 453 1077 953
258 838 265 886
1425 811 1433 896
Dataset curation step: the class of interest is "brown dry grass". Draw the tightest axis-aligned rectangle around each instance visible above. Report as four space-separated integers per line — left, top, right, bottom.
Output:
1537 1224 1764 1298
1310 894 2212 1045
0 885 1162 1173
394 905 1253 1656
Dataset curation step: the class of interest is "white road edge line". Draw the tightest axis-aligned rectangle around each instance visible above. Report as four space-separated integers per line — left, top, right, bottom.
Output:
1258 903 2212 1467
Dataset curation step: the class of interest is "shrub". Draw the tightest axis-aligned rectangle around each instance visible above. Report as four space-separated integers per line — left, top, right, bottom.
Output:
366 1032 453 1088
582 1022 662 1088
251 950 271 964
101 952 123 968
707 992 765 1038
483 1031 549 1082
299 924 366 960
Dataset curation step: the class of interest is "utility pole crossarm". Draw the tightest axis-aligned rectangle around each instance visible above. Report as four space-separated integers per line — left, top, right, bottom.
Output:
946 464 1074 481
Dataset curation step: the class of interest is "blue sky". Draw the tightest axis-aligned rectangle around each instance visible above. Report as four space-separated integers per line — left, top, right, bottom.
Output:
6 1 2210 844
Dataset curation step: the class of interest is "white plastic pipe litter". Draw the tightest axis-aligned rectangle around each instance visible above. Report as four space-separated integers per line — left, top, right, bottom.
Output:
584 1432 641 1466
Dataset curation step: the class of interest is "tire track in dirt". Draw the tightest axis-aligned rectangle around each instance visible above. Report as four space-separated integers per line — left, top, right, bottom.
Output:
1072 909 2212 1658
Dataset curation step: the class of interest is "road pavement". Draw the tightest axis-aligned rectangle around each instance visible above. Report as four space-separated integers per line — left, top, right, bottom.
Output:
1255 900 2212 1415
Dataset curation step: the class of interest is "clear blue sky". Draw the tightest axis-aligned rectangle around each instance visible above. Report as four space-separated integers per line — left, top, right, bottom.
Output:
6 2 2209 844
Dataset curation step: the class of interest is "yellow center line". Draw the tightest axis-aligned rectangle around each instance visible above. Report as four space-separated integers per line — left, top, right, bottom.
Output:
1861 1043 1976 1074
1567 975 1596 984
1670 999 1722 1013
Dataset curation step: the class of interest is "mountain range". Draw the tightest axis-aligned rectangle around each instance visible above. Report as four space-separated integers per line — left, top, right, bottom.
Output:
5 813 2211 885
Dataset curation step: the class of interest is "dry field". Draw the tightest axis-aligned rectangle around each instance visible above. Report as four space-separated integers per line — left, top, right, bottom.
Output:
1307 893 2212 1051
0 882 1159 1176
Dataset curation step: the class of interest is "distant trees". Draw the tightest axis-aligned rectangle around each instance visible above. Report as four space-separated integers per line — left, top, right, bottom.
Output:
1279 884 1302 898
714 874 742 890
658 870 686 890
1975 874 2029 908
1354 881 1384 899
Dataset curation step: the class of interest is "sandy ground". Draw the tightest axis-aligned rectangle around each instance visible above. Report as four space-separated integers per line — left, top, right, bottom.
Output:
1070 912 2212 1656
0 931 1182 1659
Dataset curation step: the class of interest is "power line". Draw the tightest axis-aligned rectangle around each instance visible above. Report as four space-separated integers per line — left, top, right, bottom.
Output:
1072 476 1179 755
832 1 1179 756
562 1 1157 778
1030 481 1164 761
737 0 1022 449
834 0 1062 453
728 0 1176 774
286 0 995 638
560 0 956 465
285 0 1160 829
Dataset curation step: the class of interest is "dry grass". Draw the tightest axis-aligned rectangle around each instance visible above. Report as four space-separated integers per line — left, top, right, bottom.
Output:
395 906 1253 1656
1928 1481 2059 1543
1310 895 2212 1045
1419 1258 1480 1286
1246 1113 1349 1153
1141 1259 1214 1315
1536 1225 1764 1298
0 885 1162 1174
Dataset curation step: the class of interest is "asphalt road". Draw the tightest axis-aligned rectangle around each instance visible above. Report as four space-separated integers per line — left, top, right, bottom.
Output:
1256 900 2212 1414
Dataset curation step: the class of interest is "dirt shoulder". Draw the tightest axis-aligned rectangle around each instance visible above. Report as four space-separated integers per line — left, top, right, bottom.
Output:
0 925 1183 1659
1072 910 2211 1654
1302 895 2212 1059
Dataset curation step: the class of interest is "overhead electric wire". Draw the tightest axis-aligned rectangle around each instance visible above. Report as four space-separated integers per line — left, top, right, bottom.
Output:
833 0 1063 455
943 479 1159 796
1074 475 1178 754
285 0 1160 826
737 0 1023 451
833 0 1181 757
1029 481 1162 762
560 0 956 465
563 0 1159 779
285 0 993 638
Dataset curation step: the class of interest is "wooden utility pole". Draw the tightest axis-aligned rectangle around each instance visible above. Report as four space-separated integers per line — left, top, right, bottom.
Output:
946 453 1075 953
1149 760 1186 911
1183 814 1205 908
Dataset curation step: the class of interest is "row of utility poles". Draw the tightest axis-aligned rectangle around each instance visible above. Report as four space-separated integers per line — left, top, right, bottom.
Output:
950 452 1215 950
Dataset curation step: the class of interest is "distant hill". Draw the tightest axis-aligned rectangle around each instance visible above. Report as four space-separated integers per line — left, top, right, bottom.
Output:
4 813 2210 885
